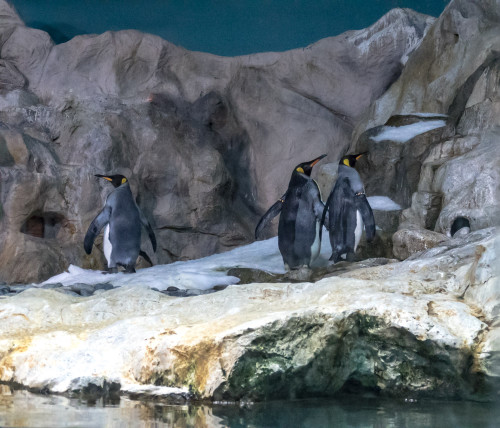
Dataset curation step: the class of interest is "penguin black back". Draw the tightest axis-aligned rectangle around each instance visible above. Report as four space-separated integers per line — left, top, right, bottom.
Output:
322 152 375 263
256 154 328 270
84 174 156 273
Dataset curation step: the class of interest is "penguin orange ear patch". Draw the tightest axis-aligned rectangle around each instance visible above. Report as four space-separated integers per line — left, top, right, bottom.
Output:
296 167 305 173
343 159 350 166
121 177 127 184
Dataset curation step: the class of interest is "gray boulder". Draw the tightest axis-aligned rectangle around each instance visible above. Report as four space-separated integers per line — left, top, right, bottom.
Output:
392 228 448 261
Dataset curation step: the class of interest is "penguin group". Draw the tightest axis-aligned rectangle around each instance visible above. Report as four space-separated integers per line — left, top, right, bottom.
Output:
256 152 375 270
84 151 375 275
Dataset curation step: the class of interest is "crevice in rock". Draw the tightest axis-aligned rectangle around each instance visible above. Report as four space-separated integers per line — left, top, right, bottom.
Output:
20 211 66 239
451 216 471 237
158 225 220 238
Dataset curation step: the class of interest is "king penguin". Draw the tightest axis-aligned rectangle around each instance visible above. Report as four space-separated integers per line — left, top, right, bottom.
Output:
322 153 375 263
255 154 328 270
84 174 157 273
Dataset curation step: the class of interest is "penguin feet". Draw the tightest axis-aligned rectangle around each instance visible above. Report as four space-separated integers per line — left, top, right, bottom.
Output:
114 263 137 274
329 253 343 263
330 252 356 263
124 265 136 274
284 265 313 282
345 253 356 263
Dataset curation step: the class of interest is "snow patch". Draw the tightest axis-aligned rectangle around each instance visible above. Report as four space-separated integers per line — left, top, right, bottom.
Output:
411 112 448 118
368 196 402 211
370 120 446 143
39 234 333 291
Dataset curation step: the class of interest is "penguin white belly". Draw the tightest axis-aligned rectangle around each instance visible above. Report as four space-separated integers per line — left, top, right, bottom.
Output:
103 224 112 267
354 210 363 252
310 221 321 264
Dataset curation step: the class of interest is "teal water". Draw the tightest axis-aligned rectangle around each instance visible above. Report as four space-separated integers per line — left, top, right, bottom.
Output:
10 0 449 55
0 388 498 428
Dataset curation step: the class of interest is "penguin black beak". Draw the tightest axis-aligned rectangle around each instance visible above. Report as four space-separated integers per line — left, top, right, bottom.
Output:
355 152 368 160
95 174 113 182
308 154 327 168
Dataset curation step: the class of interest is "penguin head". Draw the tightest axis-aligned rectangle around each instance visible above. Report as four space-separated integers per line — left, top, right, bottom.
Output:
294 154 327 177
95 174 128 188
339 152 367 168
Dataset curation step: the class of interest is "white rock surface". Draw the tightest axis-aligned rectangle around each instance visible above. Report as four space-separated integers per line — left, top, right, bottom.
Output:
0 229 497 401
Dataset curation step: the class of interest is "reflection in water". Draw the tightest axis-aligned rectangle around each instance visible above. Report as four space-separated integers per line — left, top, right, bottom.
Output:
212 396 500 428
0 386 498 428
0 386 223 427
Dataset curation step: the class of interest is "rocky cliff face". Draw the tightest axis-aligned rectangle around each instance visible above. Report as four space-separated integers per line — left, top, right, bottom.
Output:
351 0 500 256
0 0 433 282
0 0 498 405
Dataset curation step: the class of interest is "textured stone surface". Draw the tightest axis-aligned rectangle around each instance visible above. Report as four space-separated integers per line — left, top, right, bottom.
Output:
355 0 500 131
355 115 451 209
392 228 448 260
352 0 500 240
0 2 434 282
0 228 497 402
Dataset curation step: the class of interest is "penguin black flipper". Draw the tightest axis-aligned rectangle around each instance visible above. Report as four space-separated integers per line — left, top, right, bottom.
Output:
139 210 157 252
139 250 153 266
355 193 376 242
84 206 111 254
255 194 286 239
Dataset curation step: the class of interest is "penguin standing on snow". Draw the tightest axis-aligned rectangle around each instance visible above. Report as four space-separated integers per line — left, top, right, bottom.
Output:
255 154 328 270
84 174 157 273
322 153 375 263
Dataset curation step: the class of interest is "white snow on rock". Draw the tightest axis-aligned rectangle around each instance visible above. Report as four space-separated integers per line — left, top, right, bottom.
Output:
411 112 448 118
368 196 402 211
39 234 333 291
370 120 446 143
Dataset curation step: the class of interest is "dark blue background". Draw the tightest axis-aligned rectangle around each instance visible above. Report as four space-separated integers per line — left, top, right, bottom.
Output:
10 0 449 56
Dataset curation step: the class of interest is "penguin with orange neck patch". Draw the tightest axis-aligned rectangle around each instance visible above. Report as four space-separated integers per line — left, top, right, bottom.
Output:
322 153 375 263
256 154 328 270
84 174 156 273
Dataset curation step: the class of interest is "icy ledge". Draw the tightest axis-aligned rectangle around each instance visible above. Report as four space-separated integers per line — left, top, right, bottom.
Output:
367 196 402 211
0 228 498 401
370 120 446 143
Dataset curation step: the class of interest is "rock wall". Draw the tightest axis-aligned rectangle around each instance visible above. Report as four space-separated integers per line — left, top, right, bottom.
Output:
350 0 500 259
0 0 499 403
0 1 434 282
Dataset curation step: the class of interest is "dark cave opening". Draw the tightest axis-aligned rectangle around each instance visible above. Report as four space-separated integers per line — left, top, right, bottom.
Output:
20 212 66 239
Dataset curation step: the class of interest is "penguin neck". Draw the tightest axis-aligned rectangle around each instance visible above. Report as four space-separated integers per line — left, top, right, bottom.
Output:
113 182 132 195
289 172 310 188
